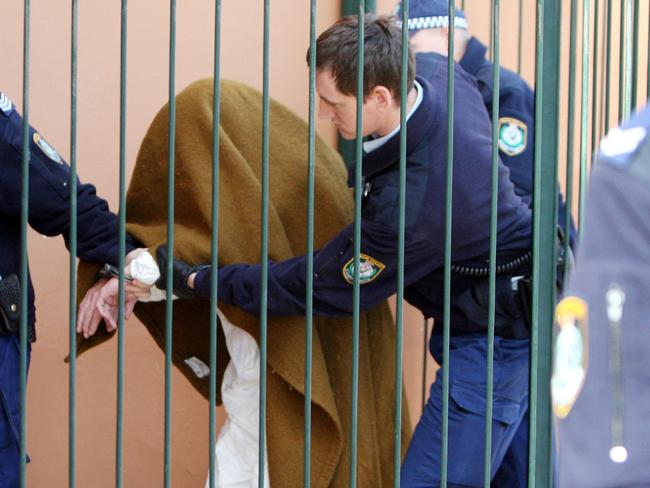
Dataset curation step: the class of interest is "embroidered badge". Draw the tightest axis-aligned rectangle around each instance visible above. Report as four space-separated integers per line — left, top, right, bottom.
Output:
498 117 528 156
0 92 13 114
33 132 64 165
342 254 385 285
551 296 588 420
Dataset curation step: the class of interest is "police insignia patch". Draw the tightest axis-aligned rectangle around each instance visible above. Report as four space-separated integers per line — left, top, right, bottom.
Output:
33 133 64 165
498 117 528 156
342 254 385 285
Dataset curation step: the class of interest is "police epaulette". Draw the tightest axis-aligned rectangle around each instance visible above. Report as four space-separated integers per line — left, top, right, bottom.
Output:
0 92 13 115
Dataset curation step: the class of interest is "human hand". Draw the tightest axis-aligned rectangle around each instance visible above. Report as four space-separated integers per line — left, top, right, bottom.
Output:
77 277 142 338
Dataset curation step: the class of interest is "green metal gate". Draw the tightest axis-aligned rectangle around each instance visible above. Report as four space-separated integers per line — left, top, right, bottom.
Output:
11 0 650 487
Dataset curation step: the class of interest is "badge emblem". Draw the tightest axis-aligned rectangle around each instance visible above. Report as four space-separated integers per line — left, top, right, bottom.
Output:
342 254 385 285
498 117 528 156
551 296 588 419
33 132 64 165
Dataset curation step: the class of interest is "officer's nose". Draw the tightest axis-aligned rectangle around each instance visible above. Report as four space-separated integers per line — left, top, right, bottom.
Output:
318 99 333 121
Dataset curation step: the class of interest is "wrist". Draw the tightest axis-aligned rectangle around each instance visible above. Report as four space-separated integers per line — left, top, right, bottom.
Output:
187 272 197 290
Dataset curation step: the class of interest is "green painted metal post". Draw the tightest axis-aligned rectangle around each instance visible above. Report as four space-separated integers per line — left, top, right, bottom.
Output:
622 0 634 119
116 2 128 486
591 0 600 154
631 0 640 109
579 0 591 230
518 0 524 75
484 0 500 485
350 5 365 486
529 0 561 486
304 1 317 486
68 1 79 486
259 1 271 486
207 1 222 487
338 0 375 165
19 2 31 487
164 1 177 486
564 0 577 285
440 2 455 486
604 0 612 134
394 2 409 486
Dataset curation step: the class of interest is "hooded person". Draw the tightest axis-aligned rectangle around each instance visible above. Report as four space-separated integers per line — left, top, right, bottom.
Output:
75 77 411 487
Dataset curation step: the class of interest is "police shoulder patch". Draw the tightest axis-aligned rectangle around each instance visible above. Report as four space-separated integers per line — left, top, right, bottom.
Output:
33 132 64 165
0 92 13 115
498 117 528 156
342 254 385 285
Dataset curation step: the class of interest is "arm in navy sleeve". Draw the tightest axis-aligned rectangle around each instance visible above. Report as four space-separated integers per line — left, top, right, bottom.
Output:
0 110 138 265
194 221 435 318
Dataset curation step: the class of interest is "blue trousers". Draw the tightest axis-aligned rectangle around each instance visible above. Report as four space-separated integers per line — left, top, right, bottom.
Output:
401 334 530 488
0 334 30 488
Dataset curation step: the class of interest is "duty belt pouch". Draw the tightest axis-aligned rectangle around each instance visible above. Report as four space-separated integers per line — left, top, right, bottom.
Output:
0 274 20 336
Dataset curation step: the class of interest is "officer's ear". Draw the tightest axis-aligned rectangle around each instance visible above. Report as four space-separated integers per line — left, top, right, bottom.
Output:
369 85 395 111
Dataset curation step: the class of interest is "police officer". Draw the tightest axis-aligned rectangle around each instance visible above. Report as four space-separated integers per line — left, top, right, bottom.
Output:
153 14 532 486
396 0 576 247
0 91 148 487
553 104 650 487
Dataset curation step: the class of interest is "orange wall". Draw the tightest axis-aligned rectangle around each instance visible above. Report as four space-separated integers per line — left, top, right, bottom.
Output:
2 1 649 487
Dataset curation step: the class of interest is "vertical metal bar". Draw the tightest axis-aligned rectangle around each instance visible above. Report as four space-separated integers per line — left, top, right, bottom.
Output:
440 3 455 486
618 0 631 122
350 5 365 487
529 0 560 485
621 0 633 119
19 2 31 487
207 1 222 487
518 0 524 74
164 1 177 486
303 1 317 486
338 0 375 165
489 2 494 61
483 1 499 485
590 0 600 153
115 2 128 487
564 0 577 285
68 1 79 486
604 0 612 134
259 1 270 486
393 2 409 486
630 0 640 109
579 0 591 230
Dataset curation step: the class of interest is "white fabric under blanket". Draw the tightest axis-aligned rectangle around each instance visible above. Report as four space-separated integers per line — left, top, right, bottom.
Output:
204 309 271 488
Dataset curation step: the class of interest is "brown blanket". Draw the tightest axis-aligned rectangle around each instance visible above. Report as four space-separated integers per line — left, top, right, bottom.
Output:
77 78 410 487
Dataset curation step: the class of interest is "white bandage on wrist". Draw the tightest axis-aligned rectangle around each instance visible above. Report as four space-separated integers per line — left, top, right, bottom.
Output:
127 250 161 285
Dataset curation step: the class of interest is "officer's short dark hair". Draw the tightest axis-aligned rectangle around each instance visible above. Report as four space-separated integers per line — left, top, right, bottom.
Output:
308 13 415 102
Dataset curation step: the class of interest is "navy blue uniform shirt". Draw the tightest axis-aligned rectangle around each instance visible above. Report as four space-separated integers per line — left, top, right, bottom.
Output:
558 104 650 487
417 37 575 245
197 66 532 333
0 92 137 339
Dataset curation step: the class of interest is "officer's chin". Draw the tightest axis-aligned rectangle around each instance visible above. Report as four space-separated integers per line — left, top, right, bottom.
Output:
338 131 355 140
